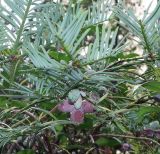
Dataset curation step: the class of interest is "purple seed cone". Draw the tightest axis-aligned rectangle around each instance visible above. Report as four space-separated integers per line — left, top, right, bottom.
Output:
121 143 131 151
58 100 74 112
143 129 154 137
58 99 94 123
82 100 94 113
70 109 84 123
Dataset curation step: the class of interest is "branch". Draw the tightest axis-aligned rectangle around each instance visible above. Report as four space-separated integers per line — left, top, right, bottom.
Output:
13 0 32 50
125 96 153 109
104 57 159 72
139 20 152 54
93 133 160 146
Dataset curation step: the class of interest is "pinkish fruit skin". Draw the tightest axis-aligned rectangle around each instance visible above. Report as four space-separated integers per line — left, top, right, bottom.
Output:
58 99 94 123
58 100 74 112
82 101 94 113
70 109 84 123
143 129 154 137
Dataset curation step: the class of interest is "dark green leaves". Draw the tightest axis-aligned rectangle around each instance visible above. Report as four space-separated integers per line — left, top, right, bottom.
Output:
16 150 35 154
96 137 121 147
134 106 160 123
142 81 160 92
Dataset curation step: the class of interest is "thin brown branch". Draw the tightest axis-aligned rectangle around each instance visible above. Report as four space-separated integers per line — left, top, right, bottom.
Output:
93 133 160 146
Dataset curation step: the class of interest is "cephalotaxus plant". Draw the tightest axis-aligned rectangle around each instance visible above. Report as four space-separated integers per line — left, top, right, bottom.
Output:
58 89 94 123
0 0 160 153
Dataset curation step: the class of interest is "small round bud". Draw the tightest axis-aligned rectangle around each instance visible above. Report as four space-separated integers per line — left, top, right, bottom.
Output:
121 143 131 152
153 94 160 102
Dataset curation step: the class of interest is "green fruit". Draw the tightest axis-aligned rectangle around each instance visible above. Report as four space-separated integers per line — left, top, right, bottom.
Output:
68 89 81 102
74 96 83 109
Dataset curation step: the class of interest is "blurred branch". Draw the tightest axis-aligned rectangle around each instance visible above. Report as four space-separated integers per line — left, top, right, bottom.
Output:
93 133 160 146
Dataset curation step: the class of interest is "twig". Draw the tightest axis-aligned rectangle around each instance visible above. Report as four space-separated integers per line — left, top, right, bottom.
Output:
40 105 58 121
125 96 153 109
85 147 96 154
51 143 71 154
93 133 160 146
89 135 100 154
12 98 52 119
106 57 143 69
139 20 152 54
